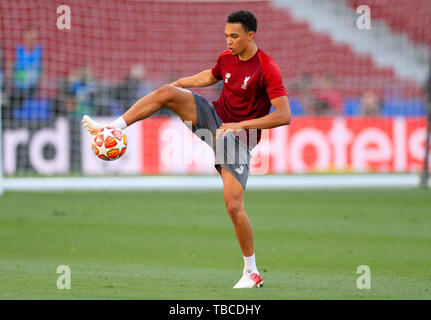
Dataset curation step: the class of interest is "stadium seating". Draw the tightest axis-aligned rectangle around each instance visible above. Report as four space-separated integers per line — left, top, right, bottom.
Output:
346 0 431 48
0 0 426 115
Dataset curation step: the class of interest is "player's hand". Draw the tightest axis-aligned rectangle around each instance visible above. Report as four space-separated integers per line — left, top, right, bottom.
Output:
216 122 245 139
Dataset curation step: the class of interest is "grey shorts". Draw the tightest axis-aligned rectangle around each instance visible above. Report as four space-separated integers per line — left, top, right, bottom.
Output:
191 92 251 189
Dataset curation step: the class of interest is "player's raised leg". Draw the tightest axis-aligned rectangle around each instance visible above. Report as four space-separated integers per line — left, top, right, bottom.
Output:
122 84 197 127
221 168 263 288
82 84 197 133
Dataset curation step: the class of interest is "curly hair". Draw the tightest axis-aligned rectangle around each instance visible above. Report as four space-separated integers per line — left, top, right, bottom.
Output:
227 10 257 33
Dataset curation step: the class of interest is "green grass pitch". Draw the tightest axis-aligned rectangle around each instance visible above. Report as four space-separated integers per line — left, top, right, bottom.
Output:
0 189 430 299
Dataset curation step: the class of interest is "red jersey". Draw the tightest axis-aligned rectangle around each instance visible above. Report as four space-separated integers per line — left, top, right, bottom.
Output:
211 48 287 146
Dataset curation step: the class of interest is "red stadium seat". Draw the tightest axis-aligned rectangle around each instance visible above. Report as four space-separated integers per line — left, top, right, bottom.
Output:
346 0 431 47
0 0 424 101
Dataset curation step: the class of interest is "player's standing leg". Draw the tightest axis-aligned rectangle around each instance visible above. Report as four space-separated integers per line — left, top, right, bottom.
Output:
221 168 263 288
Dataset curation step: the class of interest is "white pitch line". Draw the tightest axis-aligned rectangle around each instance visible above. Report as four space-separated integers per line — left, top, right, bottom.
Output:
2 174 426 191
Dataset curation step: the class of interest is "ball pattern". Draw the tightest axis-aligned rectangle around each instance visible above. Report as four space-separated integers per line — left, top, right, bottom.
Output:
91 127 127 161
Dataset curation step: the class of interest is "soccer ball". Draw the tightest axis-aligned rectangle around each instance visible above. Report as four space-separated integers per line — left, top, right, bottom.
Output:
91 126 127 161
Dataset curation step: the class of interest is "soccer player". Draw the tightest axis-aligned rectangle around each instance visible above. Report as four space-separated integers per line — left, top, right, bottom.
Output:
82 10 291 288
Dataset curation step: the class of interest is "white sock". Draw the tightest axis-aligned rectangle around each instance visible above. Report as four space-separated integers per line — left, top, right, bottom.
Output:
110 116 127 130
243 254 259 274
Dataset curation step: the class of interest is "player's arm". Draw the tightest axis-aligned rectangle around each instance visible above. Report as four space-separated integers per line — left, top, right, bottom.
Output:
216 95 291 139
171 69 219 88
241 95 291 129
239 58 291 130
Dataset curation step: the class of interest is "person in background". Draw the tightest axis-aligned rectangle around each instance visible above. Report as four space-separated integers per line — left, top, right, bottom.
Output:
115 64 153 115
57 70 79 117
291 72 315 115
11 26 43 110
313 73 343 116
64 64 98 119
0 40 4 93
0 40 6 126
56 64 97 172
360 90 382 116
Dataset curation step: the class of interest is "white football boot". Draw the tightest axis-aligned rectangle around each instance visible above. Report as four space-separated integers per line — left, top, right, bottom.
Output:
233 272 264 289
82 115 103 134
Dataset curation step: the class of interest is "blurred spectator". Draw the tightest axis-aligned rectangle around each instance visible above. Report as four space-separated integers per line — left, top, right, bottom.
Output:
291 72 315 115
360 90 382 116
0 40 7 127
57 64 98 172
313 73 344 115
0 40 5 124
0 40 4 93
57 64 98 120
74 64 98 118
11 26 43 109
57 71 78 116
114 64 152 114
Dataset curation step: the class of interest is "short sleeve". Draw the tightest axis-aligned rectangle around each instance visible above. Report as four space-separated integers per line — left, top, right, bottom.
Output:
259 53 288 100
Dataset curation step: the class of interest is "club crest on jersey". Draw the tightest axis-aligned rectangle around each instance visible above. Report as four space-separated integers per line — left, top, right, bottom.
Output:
225 73 231 83
241 76 251 89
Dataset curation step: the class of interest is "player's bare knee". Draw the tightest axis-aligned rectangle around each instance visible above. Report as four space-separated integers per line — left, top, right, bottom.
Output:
157 84 177 104
225 200 244 222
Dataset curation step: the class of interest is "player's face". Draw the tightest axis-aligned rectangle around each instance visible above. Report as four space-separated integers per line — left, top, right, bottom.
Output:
224 23 255 56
